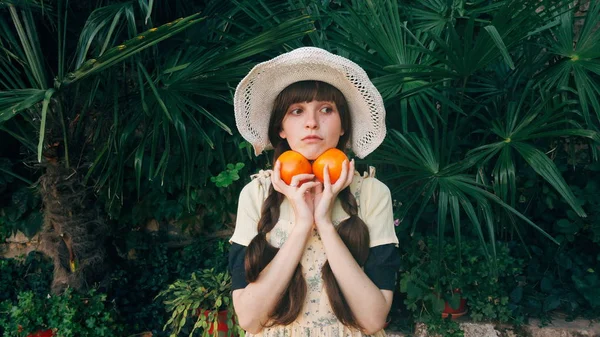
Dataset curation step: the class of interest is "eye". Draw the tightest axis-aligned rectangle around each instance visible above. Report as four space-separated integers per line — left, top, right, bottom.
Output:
320 106 334 113
289 108 302 115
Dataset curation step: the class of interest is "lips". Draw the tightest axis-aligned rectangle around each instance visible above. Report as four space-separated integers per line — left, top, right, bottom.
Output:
302 135 322 141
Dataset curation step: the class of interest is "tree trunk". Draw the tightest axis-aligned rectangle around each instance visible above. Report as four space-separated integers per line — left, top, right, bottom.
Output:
37 162 108 294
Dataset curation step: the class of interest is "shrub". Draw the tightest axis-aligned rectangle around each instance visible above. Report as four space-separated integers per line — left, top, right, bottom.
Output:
0 288 123 337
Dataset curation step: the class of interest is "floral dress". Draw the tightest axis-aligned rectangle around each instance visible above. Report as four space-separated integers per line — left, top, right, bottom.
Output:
229 168 400 337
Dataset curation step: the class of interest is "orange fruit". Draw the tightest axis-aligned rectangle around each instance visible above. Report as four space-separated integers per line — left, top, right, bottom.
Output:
278 150 312 185
312 148 348 184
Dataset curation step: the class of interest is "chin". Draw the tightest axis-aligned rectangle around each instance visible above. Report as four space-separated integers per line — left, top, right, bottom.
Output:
293 144 334 160
298 150 324 161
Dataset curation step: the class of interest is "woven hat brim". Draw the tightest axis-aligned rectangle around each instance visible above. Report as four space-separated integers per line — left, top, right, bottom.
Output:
234 47 386 159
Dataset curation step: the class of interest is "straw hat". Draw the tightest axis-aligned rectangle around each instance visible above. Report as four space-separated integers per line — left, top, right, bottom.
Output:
234 47 386 159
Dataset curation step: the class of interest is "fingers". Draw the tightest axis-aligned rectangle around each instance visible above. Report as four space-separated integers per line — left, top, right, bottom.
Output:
322 164 331 186
314 180 323 194
321 159 354 193
271 160 285 192
334 160 349 189
289 173 315 187
298 181 320 193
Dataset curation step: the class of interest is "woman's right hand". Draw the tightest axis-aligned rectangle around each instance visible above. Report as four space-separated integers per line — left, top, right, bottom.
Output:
271 160 319 229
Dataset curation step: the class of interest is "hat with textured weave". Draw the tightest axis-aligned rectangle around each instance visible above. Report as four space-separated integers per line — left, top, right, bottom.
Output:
234 47 386 159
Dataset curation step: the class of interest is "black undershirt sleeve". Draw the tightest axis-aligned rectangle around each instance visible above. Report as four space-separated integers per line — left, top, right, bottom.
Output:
228 242 400 291
363 244 401 290
228 243 248 291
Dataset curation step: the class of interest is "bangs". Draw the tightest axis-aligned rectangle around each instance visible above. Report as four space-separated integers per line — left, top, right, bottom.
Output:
277 81 346 106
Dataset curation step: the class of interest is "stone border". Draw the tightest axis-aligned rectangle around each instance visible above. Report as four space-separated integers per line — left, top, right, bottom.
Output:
387 317 600 337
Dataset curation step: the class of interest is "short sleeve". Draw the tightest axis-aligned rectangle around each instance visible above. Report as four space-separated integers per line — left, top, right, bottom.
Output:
364 244 401 290
228 243 249 290
229 178 267 246
359 177 399 247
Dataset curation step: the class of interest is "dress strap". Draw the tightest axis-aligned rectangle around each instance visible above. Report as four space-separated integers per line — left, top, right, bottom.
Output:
249 170 273 242
362 165 376 178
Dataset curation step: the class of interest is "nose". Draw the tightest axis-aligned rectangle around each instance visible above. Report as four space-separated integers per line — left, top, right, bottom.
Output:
305 110 318 129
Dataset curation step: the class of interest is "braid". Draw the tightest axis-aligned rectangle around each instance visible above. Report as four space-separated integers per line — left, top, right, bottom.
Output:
321 187 370 330
243 142 307 327
244 189 282 282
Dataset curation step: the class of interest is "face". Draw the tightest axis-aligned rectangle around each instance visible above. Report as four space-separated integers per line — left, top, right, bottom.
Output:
278 100 344 160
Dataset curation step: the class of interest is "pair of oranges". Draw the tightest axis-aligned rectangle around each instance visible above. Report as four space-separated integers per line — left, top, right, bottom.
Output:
278 148 349 185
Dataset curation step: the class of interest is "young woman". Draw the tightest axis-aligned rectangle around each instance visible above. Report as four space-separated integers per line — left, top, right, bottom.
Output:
229 47 400 337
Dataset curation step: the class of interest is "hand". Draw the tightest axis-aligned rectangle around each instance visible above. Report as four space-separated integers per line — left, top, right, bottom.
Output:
313 159 355 229
271 160 320 229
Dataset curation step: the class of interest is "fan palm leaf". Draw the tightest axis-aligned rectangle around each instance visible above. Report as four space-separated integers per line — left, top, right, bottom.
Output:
537 1 600 125
370 130 559 258
467 84 597 217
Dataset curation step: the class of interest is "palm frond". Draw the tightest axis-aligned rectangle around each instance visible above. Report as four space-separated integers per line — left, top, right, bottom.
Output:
538 0 600 125
0 89 46 123
62 13 206 86
3 4 48 89
467 86 596 216
369 130 558 253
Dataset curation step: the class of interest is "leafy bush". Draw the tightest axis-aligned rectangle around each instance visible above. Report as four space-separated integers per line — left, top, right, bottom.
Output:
106 232 230 336
400 235 525 323
511 160 600 322
157 269 243 337
0 288 123 337
0 253 52 302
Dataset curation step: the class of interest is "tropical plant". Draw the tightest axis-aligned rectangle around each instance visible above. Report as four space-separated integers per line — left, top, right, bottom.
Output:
323 0 600 256
157 268 240 337
0 0 313 293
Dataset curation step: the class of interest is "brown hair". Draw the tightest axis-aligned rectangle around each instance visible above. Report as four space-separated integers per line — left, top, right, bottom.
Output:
244 81 370 329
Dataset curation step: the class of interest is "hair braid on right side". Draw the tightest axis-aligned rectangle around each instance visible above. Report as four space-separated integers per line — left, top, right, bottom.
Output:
321 187 370 330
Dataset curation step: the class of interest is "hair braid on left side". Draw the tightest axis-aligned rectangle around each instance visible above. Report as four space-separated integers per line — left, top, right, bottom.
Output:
243 142 307 327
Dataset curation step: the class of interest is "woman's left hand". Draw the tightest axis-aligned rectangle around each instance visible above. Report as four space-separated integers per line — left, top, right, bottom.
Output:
313 159 354 229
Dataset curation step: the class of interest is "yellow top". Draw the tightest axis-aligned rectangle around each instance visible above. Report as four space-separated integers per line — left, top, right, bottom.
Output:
230 168 399 337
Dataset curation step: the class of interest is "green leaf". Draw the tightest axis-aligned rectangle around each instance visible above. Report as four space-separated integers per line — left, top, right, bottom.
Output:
37 88 55 163
0 89 46 124
138 62 171 121
543 294 561 312
512 142 585 217
484 25 515 69
7 4 48 88
134 137 146 200
62 13 207 86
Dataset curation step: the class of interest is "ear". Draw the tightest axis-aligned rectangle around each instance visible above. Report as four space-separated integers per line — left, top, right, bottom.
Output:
340 130 345 136
279 129 287 139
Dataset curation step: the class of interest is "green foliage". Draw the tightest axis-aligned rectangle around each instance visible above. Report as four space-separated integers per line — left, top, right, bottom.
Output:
0 0 313 215
330 0 599 259
106 234 172 334
106 232 230 335
419 315 464 337
103 132 255 234
210 163 245 188
0 288 123 337
0 186 43 239
2 0 600 332
157 269 243 337
0 253 52 303
400 235 525 324
516 243 600 322
0 158 40 240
